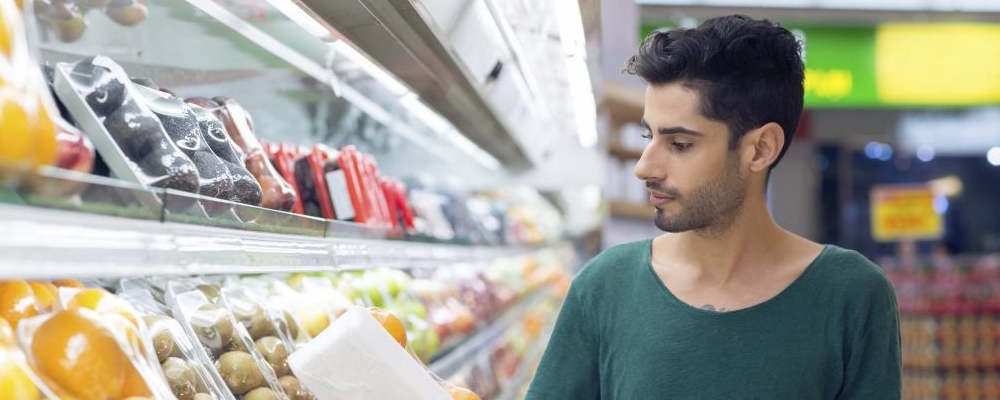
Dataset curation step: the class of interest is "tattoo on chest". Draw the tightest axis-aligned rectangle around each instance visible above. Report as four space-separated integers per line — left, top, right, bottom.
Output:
700 304 727 312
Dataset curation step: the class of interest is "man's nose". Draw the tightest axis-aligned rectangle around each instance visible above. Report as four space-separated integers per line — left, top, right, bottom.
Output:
634 145 664 182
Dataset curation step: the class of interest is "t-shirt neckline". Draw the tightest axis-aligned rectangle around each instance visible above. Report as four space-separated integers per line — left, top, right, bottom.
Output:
643 239 832 316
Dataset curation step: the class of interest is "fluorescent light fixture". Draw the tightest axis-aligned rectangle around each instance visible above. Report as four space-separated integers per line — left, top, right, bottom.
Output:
182 0 337 89
329 40 409 97
400 86 502 170
265 0 333 40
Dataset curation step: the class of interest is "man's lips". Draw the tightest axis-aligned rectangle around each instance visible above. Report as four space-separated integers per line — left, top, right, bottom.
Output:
649 192 675 206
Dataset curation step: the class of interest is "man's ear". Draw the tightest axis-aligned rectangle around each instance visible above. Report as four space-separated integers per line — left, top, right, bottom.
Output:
745 122 785 172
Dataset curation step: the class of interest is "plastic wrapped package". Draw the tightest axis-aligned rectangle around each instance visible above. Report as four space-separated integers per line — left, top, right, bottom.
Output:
287 306 451 400
264 142 307 215
130 83 235 216
205 96 296 212
185 100 263 208
48 286 179 400
0 309 58 400
217 285 316 400
166 282 289 399
0 0 60 185
51 56 200 205
118 287 233 400
16 306 172 400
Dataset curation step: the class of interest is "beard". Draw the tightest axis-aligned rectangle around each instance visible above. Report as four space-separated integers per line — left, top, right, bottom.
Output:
651 153 746 234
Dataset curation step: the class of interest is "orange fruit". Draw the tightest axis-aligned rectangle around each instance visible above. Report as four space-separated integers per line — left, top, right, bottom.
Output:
0 280 40 328
0 318 13 346
446 386 482 400
30 308 128 400
368 307 406 348
27 281 57 312
29 97 58 168
0 92 33 168
119 362 151 398
52 279 85 288
0 348 41 400
66 288 140 328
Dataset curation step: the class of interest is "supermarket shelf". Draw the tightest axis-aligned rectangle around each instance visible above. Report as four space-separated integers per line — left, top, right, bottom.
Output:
300 0 534 171
0 201 561 279
429 287 552 379
609 199 652 220
494 319 556 400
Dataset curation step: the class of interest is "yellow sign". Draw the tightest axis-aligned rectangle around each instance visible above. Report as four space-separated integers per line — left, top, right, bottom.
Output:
805 68 853 100
876 23 1000 105
870 185 943 242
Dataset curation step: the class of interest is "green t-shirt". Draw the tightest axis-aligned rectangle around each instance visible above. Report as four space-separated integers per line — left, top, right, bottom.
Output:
525 239 901 400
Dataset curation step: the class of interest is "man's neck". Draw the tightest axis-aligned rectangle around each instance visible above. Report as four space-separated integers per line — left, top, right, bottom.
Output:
654 199 788 287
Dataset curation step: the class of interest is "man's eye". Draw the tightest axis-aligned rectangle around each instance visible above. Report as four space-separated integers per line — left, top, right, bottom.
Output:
641 132 653 140
672 142 692 151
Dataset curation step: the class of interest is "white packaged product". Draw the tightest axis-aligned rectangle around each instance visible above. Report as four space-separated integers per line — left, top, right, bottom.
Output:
288 306 450 400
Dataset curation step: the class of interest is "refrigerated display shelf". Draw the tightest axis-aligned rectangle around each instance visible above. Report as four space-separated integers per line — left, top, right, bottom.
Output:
0 201 563 279
429 286 552 379
494 320 555 400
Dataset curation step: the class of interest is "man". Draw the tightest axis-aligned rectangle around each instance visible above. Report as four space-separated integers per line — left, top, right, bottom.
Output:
525 15 900 400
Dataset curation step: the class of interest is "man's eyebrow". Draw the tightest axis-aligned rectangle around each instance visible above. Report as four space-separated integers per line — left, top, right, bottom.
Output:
639 119 704 137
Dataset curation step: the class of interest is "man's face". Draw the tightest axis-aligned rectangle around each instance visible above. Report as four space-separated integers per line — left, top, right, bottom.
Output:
634 82 747 233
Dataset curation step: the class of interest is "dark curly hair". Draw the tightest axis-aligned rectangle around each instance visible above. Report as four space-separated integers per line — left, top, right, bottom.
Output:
623 15 805 168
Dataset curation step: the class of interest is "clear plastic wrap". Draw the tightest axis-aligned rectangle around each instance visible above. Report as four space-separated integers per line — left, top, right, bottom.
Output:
166 282 289 400
186 101 262 208
16 306 172 400
193 96 296 212
130 82 235 216
51 56 201 206
217 284 316 400
119 286 233 400
0 0 59 185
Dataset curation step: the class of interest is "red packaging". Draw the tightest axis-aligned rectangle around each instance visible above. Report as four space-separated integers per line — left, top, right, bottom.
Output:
379 177 400 230
337 146 369 224
266 142 306 215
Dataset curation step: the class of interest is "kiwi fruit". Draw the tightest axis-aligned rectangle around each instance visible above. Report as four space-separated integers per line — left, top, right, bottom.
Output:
283 311 300 340
143 316 177 363
235 304 274 340
242 387 280 400
161 357 197 400
224 336 248 353
217 351 264 395
196 284 220 302
190 303 234 355
278 375 314 400
254 336 289 377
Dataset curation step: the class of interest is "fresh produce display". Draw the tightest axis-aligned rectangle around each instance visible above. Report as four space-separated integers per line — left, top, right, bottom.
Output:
34 0 149 43
197 96 296 212
166 282 289 399
0 0 60 184
55 56 200 195
186 101 262 207
131 82 235 215
0 243 573 400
